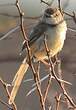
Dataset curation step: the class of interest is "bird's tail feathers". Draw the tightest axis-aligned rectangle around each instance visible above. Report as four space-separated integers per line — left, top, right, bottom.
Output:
9 57 29 105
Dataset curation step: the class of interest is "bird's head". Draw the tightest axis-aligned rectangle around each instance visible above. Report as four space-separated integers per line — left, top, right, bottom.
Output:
43 8 64 25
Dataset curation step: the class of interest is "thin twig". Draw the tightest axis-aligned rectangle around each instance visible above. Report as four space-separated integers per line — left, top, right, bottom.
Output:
54 56 76 108
43 72 52 103
0 98 13 110
0 26 20 41
41 0 51 6
36 61 41 86
43 36 53 103
55 93 62 110
15 0 45 109
0 77 17 110
63 11 76 24
26 73 72 96
72 11 76 24
41 0 55 7
43 34 76 108
58 0 76 21
15 0 28 41
56 57 76 108
58 0 61 11
56 56 70 109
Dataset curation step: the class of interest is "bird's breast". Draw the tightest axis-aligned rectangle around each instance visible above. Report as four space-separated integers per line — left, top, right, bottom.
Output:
46 21 67 56
31 21 67 60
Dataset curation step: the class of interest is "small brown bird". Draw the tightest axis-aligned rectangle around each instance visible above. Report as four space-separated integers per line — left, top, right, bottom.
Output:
9 7 67 104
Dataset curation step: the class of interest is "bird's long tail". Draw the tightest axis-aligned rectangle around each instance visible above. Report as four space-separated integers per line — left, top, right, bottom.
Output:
9 57 29 105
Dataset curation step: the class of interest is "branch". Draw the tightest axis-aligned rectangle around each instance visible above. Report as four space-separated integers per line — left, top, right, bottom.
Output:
15 0 45 109
44 34 76 109
0 98 13 110
41 0 51 6
63 11 76 24
0 26 20 41
0 77 17 110
55 93 62 110
0 3 15 6
58 0 62 12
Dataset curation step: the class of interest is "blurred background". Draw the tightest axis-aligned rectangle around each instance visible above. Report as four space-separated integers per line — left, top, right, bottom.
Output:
0 0 76 110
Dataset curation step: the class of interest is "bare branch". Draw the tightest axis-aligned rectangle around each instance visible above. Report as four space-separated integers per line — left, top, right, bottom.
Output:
55 93 62 110
43 34 76 108
0 26 20 41
41 0 51 6
0 98 13 110
58 0 61 11
0 77 17 110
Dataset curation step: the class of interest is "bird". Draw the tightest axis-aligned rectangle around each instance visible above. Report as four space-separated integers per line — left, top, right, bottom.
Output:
9 7 67 104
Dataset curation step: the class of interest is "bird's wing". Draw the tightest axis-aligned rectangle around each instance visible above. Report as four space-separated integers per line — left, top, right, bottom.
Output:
29 22 48 46
20 22 48 53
